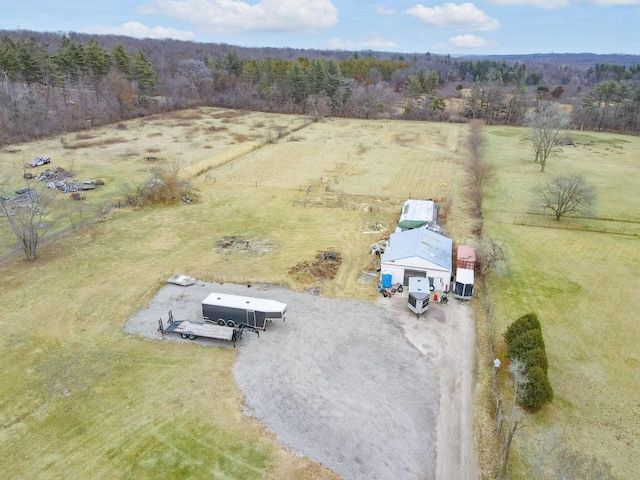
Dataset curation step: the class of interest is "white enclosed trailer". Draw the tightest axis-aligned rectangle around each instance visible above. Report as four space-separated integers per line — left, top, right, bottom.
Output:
202 293 287 330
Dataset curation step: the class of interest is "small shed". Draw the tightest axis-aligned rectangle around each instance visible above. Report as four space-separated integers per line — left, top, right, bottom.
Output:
380 226 452 291
456 245 476 270
408 277 430 317
397 199 438 230
453 268 475 300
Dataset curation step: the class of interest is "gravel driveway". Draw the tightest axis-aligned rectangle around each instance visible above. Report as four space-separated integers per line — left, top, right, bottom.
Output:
125 281 441 480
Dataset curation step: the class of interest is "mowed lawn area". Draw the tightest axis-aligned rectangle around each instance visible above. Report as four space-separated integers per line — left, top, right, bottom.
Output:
0 109 468 479
482 126 640 479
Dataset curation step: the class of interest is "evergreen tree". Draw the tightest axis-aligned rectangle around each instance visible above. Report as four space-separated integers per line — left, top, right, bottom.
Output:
84 37 110 101
224 50 242 76
53 35 86 86
308 59 324 95
111 44 130 77
130 49 156 103
0 36 20 80
288 61 308 104
17 36 45 84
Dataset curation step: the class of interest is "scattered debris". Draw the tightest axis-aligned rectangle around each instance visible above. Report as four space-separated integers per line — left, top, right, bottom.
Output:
167 273 197 286
217 236 254 251
70 192 86 201
31 167 104 194
358 271 378 284
215 236 275 256
370 239 388 255
362 223 387 234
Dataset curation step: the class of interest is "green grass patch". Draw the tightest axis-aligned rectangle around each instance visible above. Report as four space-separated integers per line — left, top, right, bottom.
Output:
484 125 640 478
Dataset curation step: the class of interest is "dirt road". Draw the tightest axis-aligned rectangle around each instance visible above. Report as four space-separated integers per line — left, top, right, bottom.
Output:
376 293 478 480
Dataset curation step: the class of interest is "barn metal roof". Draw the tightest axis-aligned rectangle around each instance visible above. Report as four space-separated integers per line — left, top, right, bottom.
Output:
381 226 452 271
399 199 437 224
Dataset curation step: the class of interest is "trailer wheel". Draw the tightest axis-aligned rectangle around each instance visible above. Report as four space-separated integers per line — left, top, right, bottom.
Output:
188 334 196 340
180 333 188 339
429 285 435 291
227 321 235 328
217 319 225 326
397 285 403 293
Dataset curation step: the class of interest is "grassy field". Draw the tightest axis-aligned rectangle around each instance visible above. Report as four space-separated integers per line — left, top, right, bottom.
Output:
0 109 471 479
3 108 636 479
483 126 640 479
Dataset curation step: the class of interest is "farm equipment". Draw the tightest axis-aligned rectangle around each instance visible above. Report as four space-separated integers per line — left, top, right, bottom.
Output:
158 310 258 347
377 283 403 297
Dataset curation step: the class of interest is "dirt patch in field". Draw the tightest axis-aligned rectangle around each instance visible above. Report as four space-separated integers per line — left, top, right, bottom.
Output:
215 236 276 255
288 250 342 283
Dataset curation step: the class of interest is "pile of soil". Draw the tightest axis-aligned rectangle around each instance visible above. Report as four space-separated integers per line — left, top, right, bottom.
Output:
288 250 342 284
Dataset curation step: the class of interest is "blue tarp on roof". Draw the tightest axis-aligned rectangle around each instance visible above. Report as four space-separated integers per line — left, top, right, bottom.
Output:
381 226 452 271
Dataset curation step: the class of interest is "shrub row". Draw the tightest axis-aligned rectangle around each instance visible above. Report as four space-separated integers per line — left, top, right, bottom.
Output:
505 312 553 412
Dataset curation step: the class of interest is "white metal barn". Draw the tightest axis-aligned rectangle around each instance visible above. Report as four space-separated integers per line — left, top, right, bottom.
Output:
380 226 452 291
397 199 438 231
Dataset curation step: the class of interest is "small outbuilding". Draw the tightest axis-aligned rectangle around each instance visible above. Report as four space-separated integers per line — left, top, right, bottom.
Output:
397 199 439 231
408 277 430 317
453 245 475 300
380 226 452 291
456 245 476 270
453 268 475 300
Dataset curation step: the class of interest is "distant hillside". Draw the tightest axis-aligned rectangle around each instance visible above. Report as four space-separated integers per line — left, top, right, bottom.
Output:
460 53 640 68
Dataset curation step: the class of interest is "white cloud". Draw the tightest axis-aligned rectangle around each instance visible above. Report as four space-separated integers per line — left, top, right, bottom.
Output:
483 0 569 8
375 5 396 15
80 21 195 40
449 34 498 48
433 34 498 51
407 3 500 31
327 33 397 50
139 0 338 33
588 0 640 5
485 0 640 8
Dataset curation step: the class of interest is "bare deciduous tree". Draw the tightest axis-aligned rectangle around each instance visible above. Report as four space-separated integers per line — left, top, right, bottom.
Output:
533 174 596 220
476 238 509 276
0 180 59 261
526 100 571 172
466 120 495 220
501 360 529 479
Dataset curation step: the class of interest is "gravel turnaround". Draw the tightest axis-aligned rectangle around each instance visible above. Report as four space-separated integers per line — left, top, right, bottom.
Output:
125 281 439 480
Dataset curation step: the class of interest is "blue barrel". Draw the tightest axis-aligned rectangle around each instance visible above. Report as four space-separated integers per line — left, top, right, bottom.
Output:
382 273 392 288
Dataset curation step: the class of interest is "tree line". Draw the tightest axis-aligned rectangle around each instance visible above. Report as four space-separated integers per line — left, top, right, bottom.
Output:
1 30 640 146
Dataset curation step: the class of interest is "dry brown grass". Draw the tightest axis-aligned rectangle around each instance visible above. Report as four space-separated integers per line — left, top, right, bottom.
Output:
74 132 98 140
0 109 486 480
62 136 128 149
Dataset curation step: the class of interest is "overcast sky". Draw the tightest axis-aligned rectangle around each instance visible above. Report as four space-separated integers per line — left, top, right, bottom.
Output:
1 0 638 55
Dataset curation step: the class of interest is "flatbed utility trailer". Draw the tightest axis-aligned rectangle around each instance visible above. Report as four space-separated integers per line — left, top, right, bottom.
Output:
158 311 258 347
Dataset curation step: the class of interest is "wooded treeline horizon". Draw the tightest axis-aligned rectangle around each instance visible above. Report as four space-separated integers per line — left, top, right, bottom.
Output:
1 29 640 146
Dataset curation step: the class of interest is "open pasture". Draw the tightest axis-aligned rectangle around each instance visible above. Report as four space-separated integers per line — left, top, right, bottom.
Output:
0 109 469 479
483 126 640 479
